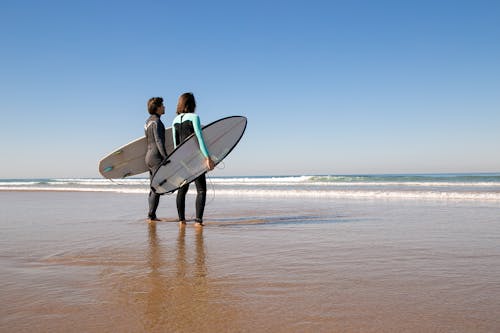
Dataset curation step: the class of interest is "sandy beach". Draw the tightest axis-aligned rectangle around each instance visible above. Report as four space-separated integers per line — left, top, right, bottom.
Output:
1 190 500 332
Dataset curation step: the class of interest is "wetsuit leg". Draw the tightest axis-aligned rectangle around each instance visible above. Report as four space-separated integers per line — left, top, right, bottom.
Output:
148 190 160 219
194 174 207 222
176 183 190 221
148 169 161 219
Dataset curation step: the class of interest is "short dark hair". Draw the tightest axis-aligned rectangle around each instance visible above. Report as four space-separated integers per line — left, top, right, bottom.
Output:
176 92 196 115
147 97 164 115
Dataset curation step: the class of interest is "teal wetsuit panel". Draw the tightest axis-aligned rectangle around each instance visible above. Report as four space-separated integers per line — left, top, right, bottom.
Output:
172 113 210 158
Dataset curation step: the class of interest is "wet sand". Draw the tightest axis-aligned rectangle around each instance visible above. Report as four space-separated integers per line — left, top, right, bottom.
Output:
1 191 500 332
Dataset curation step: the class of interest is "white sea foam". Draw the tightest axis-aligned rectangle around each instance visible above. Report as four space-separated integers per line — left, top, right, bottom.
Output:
210 189 500 201
0 181 40 186
0 186 149 194
2 186 499 201
2 175 500 202
3 175 500 187
207 176 500 187
211 176 311 183
50 178 148 185
209 180 500 187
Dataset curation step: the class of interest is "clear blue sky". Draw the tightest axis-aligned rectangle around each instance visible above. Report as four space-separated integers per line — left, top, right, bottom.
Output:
1 0 499 178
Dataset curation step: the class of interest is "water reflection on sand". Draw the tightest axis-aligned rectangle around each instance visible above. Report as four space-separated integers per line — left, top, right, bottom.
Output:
1 192 500 332
96 222 242 332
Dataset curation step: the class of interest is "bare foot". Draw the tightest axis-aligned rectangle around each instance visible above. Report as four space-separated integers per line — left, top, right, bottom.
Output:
179 220 187 227
194 221 204 227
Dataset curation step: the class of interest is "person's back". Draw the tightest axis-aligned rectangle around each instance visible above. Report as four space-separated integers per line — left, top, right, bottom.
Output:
172 113 210 157
145 113 167 168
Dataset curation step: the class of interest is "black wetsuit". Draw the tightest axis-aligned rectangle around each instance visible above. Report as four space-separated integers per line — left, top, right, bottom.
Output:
172 113 208 222
145 114 167 219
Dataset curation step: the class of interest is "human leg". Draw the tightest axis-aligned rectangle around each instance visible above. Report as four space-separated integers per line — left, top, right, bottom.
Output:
147 169 161 220
148 190 160 220
176 183 189 222
194 174 207 224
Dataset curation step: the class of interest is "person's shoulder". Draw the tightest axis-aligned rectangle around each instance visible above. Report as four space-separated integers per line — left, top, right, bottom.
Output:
175 113 199 122
172 114 182 124
187 113 200 121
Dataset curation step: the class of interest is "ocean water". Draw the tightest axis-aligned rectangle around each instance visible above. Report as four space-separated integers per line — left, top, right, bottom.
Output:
1 173 500 201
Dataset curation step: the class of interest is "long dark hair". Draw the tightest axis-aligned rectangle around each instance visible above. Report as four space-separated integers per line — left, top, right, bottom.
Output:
176 92 196 115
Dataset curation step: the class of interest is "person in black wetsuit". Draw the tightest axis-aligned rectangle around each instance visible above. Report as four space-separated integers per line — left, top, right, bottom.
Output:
145 97 167 222
172 93 215 227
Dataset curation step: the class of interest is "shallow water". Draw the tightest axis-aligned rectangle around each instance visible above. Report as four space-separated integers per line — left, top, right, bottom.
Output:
1 191 500 332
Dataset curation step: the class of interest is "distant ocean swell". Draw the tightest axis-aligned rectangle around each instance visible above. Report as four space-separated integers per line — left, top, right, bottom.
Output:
1 175 500 201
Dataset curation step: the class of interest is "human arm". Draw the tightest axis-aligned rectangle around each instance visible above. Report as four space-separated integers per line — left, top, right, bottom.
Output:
172 120 178 149
192 115 214 170
192 114 210 158
152 121 168 159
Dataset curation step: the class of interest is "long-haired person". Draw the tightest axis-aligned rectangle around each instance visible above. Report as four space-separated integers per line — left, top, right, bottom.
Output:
172 93 214 227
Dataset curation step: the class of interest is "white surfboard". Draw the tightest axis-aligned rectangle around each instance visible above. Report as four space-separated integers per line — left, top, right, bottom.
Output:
151 116 247 194
98 128 174 179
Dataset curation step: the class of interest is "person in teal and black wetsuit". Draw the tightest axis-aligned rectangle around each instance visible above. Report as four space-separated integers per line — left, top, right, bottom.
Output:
172 92 214 227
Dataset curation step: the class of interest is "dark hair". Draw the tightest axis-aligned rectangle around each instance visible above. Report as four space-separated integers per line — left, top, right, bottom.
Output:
176 92 196 115
147 97 164 115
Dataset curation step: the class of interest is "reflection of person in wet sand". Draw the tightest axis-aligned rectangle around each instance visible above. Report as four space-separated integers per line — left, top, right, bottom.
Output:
194 227 207 279
175 224 187 280
175 225 206 280
144 222 168 330
176 226 207 288
144 223 224 331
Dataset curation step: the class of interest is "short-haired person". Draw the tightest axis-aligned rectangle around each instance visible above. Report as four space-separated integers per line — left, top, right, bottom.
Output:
172 93 215 227
145 97 167 222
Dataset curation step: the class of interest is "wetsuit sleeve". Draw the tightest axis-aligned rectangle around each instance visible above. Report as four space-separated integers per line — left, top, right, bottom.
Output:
152 122 167 159
172 118 178 149
193 115 210 158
